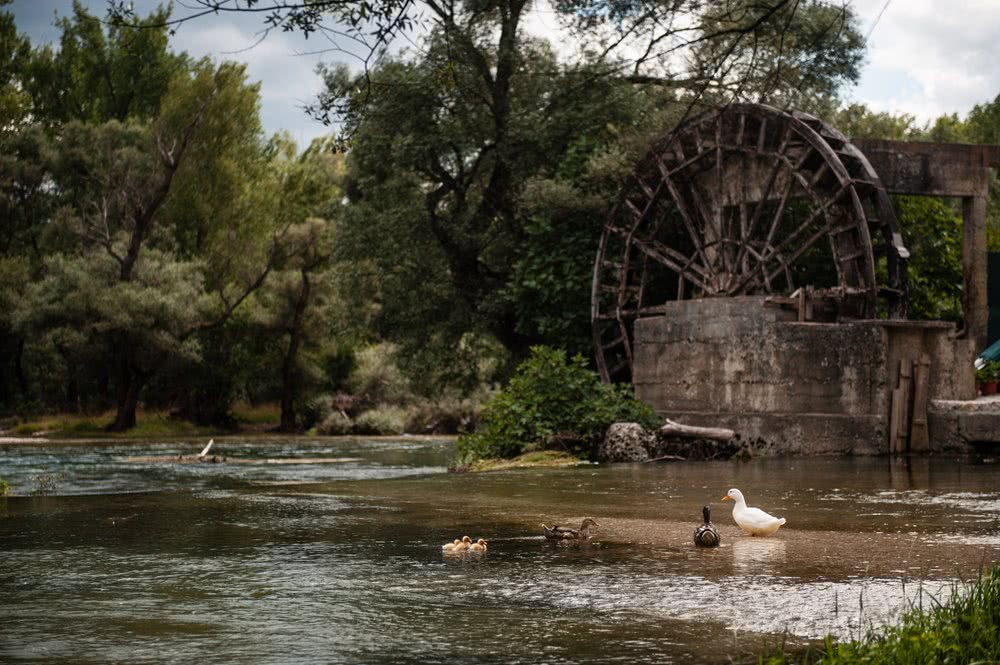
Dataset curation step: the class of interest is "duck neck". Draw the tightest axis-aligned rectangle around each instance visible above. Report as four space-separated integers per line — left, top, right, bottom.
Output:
731 496 747 510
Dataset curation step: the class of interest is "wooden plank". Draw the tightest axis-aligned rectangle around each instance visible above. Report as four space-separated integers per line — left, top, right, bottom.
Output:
897 359 913 453
910 353 932 452
889 387 903 454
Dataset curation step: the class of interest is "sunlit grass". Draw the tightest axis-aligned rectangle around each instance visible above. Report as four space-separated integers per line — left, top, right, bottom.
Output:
461 450 586 473
761 566 1000 664
231 402 280 426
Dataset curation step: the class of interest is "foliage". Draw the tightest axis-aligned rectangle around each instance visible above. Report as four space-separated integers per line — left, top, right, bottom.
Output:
346 344 414 407
316 411 353 436
978 360 1000 383
26 1 186 125
0 478 10 496
893 197 964 323
353 406 409 435
458 346 659 462
761 567 1000 665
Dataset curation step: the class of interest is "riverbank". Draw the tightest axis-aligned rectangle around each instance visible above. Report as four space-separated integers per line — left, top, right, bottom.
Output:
761 565 1000 664
1 404 281 439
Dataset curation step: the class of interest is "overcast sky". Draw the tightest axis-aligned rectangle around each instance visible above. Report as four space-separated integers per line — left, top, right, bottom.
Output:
10 0 1000 145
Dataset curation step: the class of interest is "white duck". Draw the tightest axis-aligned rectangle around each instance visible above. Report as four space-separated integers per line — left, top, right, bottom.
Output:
722 488 786 536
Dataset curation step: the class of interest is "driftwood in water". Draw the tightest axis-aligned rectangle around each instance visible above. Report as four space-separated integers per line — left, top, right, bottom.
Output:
659 419 735 441
644 454 686 463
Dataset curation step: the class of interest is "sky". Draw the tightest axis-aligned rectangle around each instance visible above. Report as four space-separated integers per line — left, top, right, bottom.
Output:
9 0 1000 145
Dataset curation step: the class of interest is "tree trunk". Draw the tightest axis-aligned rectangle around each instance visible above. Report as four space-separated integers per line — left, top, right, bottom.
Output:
106 346 147 432
107 374 143 432
279 270 311 433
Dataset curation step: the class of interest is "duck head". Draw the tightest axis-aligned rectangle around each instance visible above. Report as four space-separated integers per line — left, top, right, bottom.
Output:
722 488 746 504
702 505 712 523
462 535 473 545
580 518 600 529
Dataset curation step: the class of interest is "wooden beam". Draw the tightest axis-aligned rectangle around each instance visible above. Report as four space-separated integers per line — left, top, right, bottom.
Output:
910 353 931 452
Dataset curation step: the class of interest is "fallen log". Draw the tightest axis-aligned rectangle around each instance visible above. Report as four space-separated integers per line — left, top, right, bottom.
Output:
659 419 735 441
644 454 686 463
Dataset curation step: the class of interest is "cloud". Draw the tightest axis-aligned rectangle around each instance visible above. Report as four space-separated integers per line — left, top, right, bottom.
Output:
848 0 1000 121
170 21 334 146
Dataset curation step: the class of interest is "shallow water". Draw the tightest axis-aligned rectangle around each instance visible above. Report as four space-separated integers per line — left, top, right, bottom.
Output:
1 438 999 663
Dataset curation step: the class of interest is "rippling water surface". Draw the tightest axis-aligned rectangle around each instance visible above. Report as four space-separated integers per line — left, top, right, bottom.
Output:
2 437 999 663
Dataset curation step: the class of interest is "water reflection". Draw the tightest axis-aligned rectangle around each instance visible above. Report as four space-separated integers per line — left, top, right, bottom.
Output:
731 537 787 574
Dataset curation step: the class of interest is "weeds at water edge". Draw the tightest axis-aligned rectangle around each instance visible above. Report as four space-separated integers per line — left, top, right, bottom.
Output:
758 566 1000 664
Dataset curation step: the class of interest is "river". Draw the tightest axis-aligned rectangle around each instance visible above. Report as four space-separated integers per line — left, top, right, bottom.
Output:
2 437 999 663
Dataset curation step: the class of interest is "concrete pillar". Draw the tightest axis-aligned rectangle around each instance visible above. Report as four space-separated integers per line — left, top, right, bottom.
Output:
961 194 988 352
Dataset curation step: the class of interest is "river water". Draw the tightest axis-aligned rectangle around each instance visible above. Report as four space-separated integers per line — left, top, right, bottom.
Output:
2 437 999 663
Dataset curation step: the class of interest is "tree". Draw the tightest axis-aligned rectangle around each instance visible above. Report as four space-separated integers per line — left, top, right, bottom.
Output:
107 1 865 379
17 62 279 431
253 137 344 431
26 1 187 125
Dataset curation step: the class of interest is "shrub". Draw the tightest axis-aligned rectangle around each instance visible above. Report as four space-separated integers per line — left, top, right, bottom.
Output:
353 405 410 435
347 344 413 407
404 386 494 434
316 411 353 435
300 393 335 430
457 346 659 462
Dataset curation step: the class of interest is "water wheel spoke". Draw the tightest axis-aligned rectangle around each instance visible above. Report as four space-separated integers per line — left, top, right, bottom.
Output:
630 236 712 292
655 158 715 278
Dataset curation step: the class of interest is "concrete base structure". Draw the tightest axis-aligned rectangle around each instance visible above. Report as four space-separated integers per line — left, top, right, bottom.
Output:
633 297 980 455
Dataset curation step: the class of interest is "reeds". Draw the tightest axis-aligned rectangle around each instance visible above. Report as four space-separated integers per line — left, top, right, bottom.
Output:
762 566 1000 664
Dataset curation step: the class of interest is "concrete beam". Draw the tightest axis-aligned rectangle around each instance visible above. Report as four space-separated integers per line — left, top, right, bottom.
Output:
852 138 996 197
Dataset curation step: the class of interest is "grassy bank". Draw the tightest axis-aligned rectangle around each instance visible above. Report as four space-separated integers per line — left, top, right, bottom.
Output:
762 566 1000 664
451 450 587 473
3 403 282 439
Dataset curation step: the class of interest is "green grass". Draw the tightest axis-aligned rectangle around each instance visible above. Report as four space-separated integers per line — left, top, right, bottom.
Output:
9 410 216 438
232 402 280 426
761 566 1000 665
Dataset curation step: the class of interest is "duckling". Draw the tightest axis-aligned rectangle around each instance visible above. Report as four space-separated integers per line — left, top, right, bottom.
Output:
442 538 462 552
541 518 599 541
455 535 473 551
693 505 721 547
468 538 488 553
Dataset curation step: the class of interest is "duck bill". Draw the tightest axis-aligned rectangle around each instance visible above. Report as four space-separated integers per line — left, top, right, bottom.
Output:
721 495 731 501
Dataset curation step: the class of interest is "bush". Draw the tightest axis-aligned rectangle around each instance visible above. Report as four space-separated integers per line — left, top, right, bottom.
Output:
457 346 659 462
316 411 353 435
404 386 494 434
300 393 335 430
353 405 410 435
347 344 413 407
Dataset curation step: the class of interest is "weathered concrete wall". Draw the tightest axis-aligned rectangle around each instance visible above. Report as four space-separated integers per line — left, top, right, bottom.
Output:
633 297 972 455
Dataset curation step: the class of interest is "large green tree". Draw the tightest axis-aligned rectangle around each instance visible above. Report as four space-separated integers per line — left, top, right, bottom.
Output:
26 1 187 125
16 62 279 430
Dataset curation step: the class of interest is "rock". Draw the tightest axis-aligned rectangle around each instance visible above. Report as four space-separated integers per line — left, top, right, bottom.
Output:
599 423 654 462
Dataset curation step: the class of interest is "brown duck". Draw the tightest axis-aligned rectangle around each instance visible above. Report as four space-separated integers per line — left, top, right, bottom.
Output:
693 505 721 547
541 518 599 541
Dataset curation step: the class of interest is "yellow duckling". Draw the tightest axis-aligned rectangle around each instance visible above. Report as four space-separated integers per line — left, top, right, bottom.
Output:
468 538 488 553
442 538 462 552
455 535 473 551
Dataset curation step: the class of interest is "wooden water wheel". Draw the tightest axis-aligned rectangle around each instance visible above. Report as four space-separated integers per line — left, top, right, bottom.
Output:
592 103 909 383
